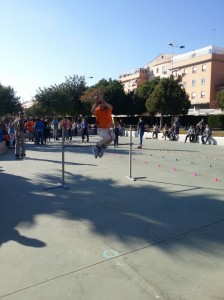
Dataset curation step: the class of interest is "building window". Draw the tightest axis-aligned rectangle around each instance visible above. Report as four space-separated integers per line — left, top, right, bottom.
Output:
183 68 188 75
156 67 159 73
202 64 206 72
162 66 166 74
201 78 206 85
201 91 205 98
191 92 196 99
173 70 177 77
192 66 197 74
192 80 196 86
183 81 187 88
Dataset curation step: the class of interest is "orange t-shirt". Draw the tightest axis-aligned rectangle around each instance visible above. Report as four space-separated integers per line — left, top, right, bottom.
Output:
25 121 34 132
94 107 113 128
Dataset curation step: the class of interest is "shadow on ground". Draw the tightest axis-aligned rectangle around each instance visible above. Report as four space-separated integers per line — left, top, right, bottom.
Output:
1 167 224 259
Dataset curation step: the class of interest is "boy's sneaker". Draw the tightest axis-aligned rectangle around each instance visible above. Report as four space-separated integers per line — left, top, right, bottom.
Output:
98 147 104 158
92 146 99 158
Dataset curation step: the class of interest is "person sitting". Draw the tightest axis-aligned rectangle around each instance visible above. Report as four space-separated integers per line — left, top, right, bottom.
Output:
184 125 194 143
201 124 211 144
169 126 178 141
152 124 159 139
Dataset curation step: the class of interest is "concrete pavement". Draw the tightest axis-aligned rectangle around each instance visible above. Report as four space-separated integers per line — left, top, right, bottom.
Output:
1 135 224 300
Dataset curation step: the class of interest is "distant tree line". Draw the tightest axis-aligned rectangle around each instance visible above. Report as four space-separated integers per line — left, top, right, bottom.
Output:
0 83 22 116
1 74 224 128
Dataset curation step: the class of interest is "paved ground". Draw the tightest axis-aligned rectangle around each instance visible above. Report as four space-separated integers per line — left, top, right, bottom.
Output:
1 135 224 300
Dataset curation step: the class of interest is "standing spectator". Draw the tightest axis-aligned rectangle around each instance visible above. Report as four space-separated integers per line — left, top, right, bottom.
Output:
51 116 59 140
67 118 72 140
7 118 15 148
60 118 69 140
201 124 211 144
119 119 125 136
152 124 159 139
197 118 205 135
72 121 78 136
1 124 10 147
91 94 115 158
42 119 51 143
137 117 145 149
161 124 169 140
193 124 200 143
25 118 35 142
13 112 26 158
114 123 120 147
0 125 4 142
34 118 44 145
173 116 180 134
81 118 89 142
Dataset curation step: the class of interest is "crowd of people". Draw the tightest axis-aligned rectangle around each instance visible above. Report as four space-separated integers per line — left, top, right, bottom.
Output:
135 117 213 148
0 110 127 159
184 119 212 144
0 110 214 160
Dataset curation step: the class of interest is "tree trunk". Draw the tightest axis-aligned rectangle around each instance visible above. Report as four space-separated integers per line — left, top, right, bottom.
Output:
160 114 163 129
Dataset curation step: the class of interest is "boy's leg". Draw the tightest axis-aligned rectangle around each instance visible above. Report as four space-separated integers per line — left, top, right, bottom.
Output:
96 128 115 148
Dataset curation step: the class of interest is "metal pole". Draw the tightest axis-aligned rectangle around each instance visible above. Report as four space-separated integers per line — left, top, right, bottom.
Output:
43 125 68 190
126 124 146 182
61 125 65 186
129 125 133 178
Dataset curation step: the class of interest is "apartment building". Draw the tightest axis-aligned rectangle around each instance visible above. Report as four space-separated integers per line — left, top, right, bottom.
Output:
118 45 224 109
118 67 148 93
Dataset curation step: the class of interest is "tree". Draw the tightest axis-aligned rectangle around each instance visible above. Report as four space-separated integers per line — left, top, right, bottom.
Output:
217 90 224 109
32 75 88 117
0 83 22 116
81 78 131 115
135 78 160 101
126 91 147 116
145 76 190 127
62 75 87 115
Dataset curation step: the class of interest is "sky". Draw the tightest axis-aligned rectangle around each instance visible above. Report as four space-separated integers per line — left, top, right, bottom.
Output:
0 0 223 103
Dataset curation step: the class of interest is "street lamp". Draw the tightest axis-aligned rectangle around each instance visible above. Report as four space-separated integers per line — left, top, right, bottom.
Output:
80 75 93 80
168 42 185 73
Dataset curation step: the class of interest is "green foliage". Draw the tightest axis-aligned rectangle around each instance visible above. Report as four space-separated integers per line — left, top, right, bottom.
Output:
25 102 43 117
0 83 22 116
94 79 128 114
217 91 224 109
32 75 87 116
207 115 222 129
145 76 190 116
136 78 160 101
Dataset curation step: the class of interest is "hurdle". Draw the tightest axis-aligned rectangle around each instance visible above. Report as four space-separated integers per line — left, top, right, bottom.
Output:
126 125 146 181
43 126 68 190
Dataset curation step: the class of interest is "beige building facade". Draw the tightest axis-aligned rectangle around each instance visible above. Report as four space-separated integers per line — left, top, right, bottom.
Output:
118 68 148 93
118 45 224 109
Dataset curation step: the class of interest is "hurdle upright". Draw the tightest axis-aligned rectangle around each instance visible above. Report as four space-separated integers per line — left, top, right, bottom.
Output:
126 125 146 181
43 126 68 190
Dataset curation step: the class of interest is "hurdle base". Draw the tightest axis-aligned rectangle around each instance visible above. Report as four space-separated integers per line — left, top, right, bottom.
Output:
43 183 69 190
126 176 146 181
